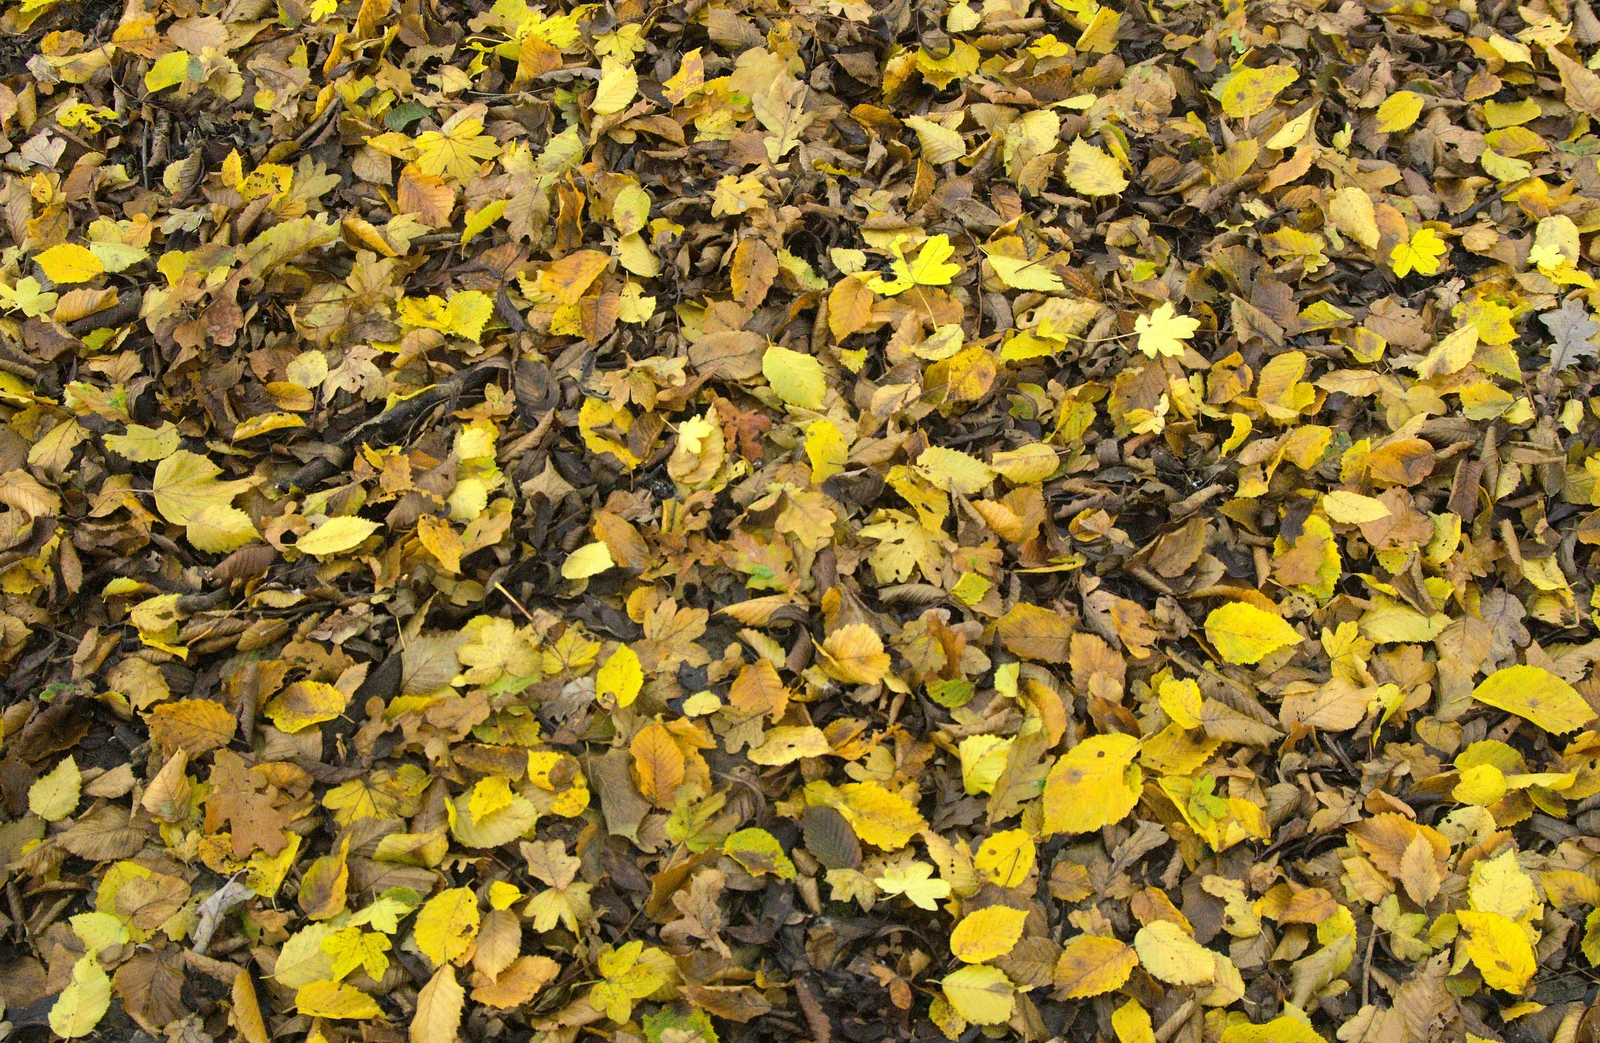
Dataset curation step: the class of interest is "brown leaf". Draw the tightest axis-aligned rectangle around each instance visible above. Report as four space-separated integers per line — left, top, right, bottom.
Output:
630 721 686 808
145 698 237 757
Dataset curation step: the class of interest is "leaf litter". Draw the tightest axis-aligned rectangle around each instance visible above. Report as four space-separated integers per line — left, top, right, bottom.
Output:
0 0 1598 1042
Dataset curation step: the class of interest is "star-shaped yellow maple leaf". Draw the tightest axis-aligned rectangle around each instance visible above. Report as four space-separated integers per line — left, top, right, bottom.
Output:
1134 301 1200 358
874 859 951 910
1389 226 1446 278
866 234 962 296
412 106 501 182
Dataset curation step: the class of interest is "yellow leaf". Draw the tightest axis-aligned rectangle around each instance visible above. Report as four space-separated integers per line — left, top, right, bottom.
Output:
591 941 672 1022
1219 1013 1328 1043
817 780 927 850
611 184 651 237
1469 849 1539 922
539 250 612 305
231 971 271 1043
321 927 391 980
1375 90 1425 132
398 291 494 342
723 827 797 879
294 980 383 1019
1159 678 1202 729
875 859 951 910
1473 665 1596 734
299 840 351 921
412 108 500 181
596 644 643 707
1322 490 1391 524
748 725 831 765
763 345 826 409
460 200 506 245
866 234 961 295
996 602 1073 662
904 115 967 164
1054 935 1139 997
296 516 381 557
1454 762 1508 806
473 955 560 1009
916 445 996 496
729 658 789 720
1042 733 1141 835
411 966 464 1043
144 50 192 93
1134 302 1200 358
1328 187 1380 249
186 504 260 554
416 515 462 573
273 924 338 987
104 422 180 462
990 443 1059 484
1133 921 1216 985
819 623 891 685
452 790 538 848
469 776 514 820
1064 138 1127 196
263 680 348 733
663 48 704 103
29 755 80 821
593 57 638 115
1457 909 1536 992
36 243 105 284
561 541 615 579
974 829 1036 887
941 965 1014 1025
233 412 306 441
1390 227 1447 277
1112 998 1157 1043
415 888 480 967
915 40 980 88
805 419 849 482
828 276 875 342
49 955 111 1038
1217 64 1298 118
146 698 237 756
1265 105 1318 149
1204 602 1303 664
984 239 1065 292
150 450 250 526
951 906 1028 962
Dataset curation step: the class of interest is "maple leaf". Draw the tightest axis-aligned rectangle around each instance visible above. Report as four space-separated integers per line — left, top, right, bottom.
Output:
873 859 950 910
1540 297 1600 371
203 749 292 858
412 106 501 181
1134 302 1200 358
1389 226 1447 277
322 927 391 980
866 234 961 296
590 941 672 1023
151 451 253 526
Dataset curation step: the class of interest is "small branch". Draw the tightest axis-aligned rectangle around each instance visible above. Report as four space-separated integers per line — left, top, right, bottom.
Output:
277 357 509 491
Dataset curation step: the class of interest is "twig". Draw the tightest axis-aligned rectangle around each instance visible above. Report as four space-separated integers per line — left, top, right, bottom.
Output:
1448 177 1530 226
66 296 141 337
292 96 345 151
495 581 537 623
277 357 509 491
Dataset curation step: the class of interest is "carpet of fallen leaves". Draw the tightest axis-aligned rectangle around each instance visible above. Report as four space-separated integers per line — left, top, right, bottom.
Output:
6 0 1600 1041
